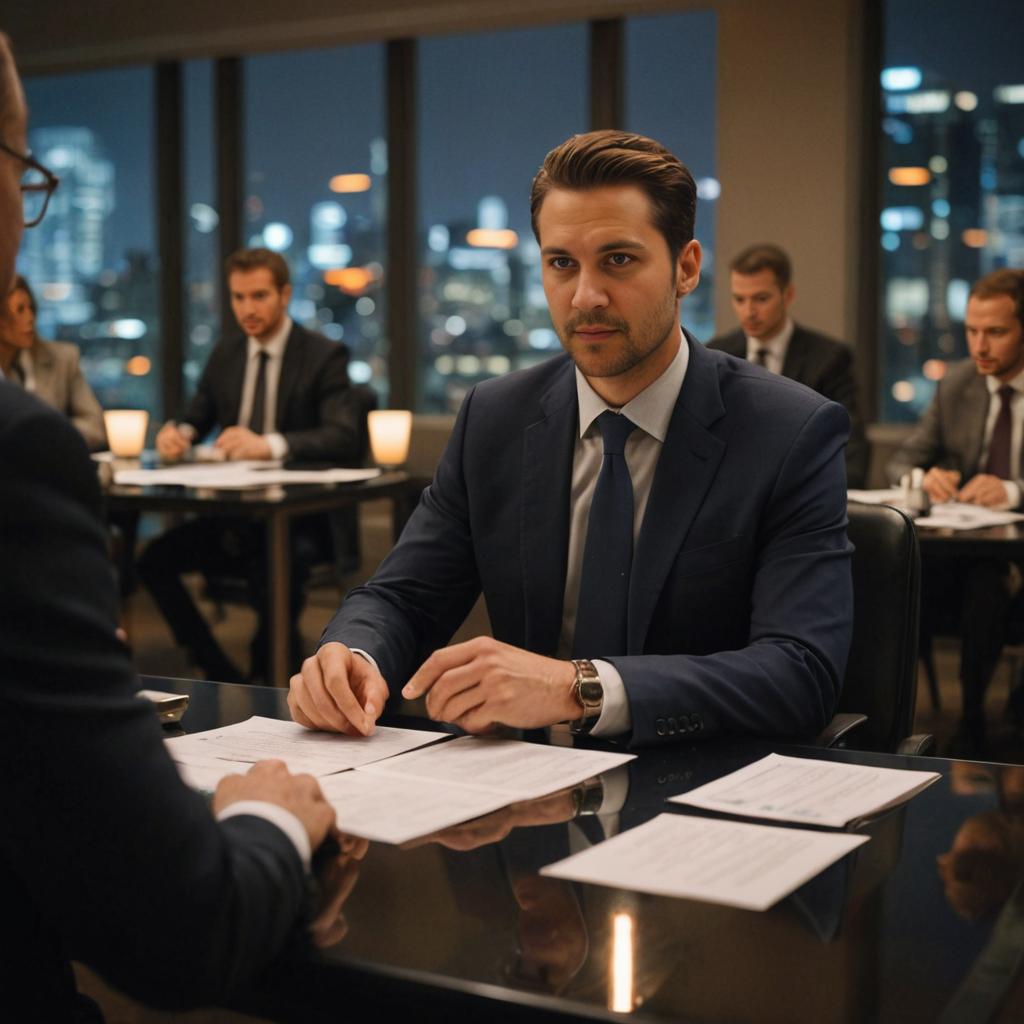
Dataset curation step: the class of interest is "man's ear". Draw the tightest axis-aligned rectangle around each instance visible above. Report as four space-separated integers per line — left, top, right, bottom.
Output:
676 239 702 297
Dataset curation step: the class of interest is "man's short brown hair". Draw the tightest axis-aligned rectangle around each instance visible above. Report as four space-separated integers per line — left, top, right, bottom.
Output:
225 247 290 290
970 269 1024 329
730 244 792 289
530 130 696 261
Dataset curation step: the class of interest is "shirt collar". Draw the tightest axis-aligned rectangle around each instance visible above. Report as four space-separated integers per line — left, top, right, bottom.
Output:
986 365 1024 395
744 316 794 360
247 315 292 360
575 330 690 443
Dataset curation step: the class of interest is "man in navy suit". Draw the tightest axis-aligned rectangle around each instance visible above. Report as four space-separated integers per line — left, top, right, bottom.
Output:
707 243 868 487
0 32 337 1017
140 247 361 682
289 130 853 746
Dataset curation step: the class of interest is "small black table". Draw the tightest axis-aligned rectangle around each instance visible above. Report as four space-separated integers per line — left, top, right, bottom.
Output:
106 472 423 685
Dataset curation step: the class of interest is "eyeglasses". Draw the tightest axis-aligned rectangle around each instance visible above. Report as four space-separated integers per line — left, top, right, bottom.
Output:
0 138 60 228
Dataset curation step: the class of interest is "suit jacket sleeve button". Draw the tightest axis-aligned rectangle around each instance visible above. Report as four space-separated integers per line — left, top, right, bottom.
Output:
656 718 667 736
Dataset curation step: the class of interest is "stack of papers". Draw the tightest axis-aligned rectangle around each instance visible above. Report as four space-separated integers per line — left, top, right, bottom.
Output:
543 753 938 911
114 464 381 489
168 718 634 844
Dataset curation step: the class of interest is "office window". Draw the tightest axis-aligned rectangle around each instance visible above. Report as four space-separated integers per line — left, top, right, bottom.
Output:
880 0 1024 420
184 60 218 400
244 45 387 400
625 10 718 342
19 67 158 416
417 25 588 413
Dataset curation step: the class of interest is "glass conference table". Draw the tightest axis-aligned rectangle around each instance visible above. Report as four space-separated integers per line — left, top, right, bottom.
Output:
94 676 1024 1024
104 470 424 686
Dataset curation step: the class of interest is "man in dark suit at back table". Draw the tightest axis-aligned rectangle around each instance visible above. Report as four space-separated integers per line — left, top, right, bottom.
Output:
707 243 868 487
139 246 362 682
889 268 1024 755
0 32 338 1018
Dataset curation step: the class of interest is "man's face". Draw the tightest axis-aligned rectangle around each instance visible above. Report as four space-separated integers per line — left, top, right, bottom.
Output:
228 267 292 342
966 294 1024 383
537 184 700 399
0 36 28 295
729 269 793 342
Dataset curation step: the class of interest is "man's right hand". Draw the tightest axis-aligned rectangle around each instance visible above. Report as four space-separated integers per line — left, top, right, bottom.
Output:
213 759 336 850
923 466 961 503
288 641 388 736
155 421 193 461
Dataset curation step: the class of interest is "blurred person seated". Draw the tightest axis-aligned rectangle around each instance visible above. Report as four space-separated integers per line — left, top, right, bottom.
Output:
0 274 106 450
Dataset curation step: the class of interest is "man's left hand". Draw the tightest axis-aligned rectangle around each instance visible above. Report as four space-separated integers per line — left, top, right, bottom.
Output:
215 425 272 460
958 473 1010 508
402 637 579 732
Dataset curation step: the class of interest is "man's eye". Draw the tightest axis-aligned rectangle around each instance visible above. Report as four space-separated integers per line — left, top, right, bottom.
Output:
607 253 633 266
549 257 574 270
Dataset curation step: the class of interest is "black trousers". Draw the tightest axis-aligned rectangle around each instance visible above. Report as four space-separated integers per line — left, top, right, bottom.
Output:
138 515 331 682
922 556 1024 736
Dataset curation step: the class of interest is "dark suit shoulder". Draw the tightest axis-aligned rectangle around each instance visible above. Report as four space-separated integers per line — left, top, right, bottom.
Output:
705 329 746 356
789 324 852 362
936 357 983 395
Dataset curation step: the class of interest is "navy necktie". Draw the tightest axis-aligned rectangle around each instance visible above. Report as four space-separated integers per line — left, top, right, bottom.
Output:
572 411 637 659
248 351 269 433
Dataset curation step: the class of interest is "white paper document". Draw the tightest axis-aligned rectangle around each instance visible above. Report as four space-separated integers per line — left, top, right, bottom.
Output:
326 736 634 844
317 769 516 845
542 813 868 911
670 753 939 828
918 501 1024 530
114 464 380 489
847 488 903 505
166 716 448 781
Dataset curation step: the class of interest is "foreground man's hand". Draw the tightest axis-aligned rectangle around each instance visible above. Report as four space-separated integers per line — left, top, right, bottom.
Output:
402 637 579 732
958 473 1010 508
215 425 272 460
923 466 961 503
213 759 336 850
155 422 192 461
289 641 388 736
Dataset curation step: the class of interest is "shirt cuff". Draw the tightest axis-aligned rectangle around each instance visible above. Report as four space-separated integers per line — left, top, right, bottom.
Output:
216 800 311 871
1001 480 1020 511
265 432 289 460
349 648 381 674
589 659 632 737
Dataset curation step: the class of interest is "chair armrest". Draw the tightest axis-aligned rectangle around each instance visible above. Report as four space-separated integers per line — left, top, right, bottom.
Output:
896 733 935 757
814 712 869 748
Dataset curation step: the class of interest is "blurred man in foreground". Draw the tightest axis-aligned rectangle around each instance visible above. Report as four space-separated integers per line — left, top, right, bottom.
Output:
0 31 339 1017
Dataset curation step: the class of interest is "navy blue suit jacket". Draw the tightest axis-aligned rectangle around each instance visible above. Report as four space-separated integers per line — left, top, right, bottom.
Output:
323 336 853 746
0 383 309 1012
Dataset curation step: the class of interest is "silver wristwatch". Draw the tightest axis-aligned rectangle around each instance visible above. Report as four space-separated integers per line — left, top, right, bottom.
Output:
570 658 603 734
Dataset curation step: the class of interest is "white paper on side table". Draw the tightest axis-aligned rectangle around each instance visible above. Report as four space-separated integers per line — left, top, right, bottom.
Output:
542 812 868 911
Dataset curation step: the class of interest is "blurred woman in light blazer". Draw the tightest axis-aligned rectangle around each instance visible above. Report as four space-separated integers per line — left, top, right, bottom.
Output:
1 276 106 450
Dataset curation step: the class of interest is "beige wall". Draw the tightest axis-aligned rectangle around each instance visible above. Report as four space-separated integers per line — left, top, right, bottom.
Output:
6 0 870 358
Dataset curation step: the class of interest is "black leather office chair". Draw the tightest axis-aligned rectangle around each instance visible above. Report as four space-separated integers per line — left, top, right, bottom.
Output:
817 502 934 755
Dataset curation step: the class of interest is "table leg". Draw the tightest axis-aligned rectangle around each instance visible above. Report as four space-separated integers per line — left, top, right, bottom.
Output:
266 511 290 687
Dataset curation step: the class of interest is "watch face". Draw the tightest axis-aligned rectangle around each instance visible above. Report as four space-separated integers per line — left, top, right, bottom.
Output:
579 679 603 708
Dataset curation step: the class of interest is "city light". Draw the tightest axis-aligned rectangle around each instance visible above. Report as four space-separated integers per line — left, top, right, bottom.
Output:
954 91 978 111
329 173 372 193
928 156 948 174
961 228 989 248
923 359 947 381
880 207 924 231
881 67 922 91
125 355 151 376
324 267 375 294
108 318 146 340
696 176 721 201
892 380 916 403
190 202 219 234
889 167 931 186
262 222 294 251
466 228 518 249
994 85 1024 105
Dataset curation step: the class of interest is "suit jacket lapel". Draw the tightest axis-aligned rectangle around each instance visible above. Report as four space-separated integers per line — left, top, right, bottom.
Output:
521 361 576 657
628 336 727 653
222 337 249 426
962 374 990 476
275 324 304 427
781 325 809 381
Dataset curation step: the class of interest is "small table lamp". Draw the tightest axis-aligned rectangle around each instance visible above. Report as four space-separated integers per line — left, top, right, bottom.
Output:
368 410 412 468
104 410 149 458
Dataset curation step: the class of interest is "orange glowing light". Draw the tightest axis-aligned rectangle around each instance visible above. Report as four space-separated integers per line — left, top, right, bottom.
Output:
466 228 519 249
922 359 947 381
125 355 151 376
961 229 988 248
888 167 931 186
324 267 375 294
329 174 372 193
